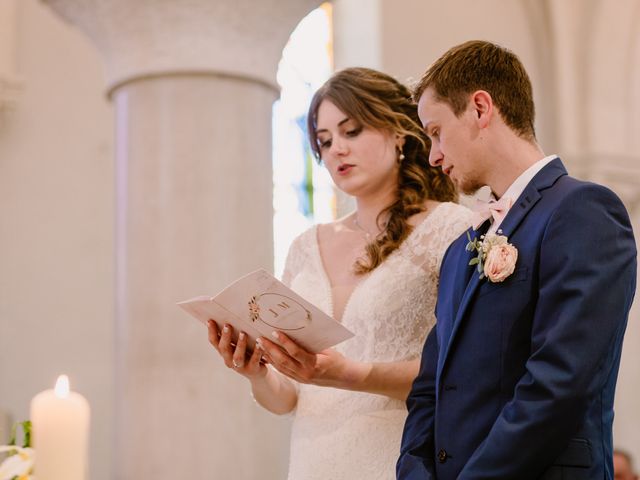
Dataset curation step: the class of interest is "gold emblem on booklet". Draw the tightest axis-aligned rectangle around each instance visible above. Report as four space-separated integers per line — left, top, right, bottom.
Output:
248 293 312 331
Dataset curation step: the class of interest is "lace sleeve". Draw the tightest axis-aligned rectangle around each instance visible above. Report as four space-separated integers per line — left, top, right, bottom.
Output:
281 233 307 287
407 202 474 273
279 230 313 401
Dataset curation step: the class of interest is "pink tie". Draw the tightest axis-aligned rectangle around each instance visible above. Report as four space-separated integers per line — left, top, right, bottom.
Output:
470 196 514 230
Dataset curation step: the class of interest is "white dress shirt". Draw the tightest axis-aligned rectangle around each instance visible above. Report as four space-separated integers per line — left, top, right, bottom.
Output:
488 154 558 234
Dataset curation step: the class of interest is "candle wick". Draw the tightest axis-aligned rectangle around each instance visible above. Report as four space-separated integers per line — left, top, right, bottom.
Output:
54 374 70 397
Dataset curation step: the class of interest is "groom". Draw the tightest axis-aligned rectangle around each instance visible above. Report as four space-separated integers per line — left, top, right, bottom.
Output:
397 40 637 479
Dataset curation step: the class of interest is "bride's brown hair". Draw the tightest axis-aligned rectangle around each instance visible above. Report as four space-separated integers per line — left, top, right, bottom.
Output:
307 67 457 274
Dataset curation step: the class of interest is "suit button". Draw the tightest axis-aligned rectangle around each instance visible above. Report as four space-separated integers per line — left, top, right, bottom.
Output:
438 448 448 463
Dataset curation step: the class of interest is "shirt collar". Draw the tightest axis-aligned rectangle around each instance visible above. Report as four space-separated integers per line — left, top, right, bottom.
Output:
486 154 557 234
500 154 558 205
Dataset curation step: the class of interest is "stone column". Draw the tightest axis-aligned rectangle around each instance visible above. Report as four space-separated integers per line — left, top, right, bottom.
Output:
0 0 21 125
41 1 321 478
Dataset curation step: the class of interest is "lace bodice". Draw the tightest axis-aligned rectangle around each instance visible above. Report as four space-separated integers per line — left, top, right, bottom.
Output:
282 202 472 480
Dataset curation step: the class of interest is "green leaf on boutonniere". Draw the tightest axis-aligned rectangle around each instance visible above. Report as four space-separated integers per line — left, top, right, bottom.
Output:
465 231 476 252
466 231 487 275
467 242 478 252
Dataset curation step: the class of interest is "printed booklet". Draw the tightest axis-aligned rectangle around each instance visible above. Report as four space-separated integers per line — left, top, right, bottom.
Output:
178 269 354 353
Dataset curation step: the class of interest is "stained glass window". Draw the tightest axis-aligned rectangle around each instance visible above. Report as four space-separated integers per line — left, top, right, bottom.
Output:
273 4 335 277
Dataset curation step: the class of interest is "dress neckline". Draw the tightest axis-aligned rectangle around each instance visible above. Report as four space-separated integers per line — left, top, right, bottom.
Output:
311 202 449 323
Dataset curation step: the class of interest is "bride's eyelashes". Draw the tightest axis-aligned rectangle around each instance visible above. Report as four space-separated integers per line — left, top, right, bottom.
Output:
345 126 363 137
317 124 364 151
318 138 332 150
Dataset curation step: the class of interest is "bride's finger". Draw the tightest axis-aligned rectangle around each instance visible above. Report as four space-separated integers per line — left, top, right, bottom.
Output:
257 338 301 372
257 345 276 367
268 356 303 381
232 332 247 369
257 337 299 366
270 331 315 366
247 342 264 370
207 320 221 349
218 324 236 365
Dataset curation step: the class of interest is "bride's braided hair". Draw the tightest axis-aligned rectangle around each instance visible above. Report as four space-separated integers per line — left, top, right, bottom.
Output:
307 67 457 274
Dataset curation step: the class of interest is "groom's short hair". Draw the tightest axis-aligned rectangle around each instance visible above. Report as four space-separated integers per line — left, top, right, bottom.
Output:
413 40 536 141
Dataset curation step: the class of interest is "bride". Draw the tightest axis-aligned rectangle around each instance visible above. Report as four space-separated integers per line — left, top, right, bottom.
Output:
207 67 472 479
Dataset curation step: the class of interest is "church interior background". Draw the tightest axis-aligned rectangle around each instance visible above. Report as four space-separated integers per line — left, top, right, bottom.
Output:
1 0 639 478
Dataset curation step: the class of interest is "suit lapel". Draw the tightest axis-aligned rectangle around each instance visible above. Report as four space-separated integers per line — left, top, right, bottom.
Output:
437 221 488 370
437 158 568 379
437 249 484 378
498 158 567 238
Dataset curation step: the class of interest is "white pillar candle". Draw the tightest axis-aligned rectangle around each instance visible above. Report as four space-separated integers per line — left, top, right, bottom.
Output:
30 375 90 480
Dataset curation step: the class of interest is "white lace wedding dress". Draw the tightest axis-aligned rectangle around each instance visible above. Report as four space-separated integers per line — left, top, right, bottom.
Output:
281 202 472 480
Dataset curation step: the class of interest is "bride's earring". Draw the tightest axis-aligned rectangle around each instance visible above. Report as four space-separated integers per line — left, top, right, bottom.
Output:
397 147 405 163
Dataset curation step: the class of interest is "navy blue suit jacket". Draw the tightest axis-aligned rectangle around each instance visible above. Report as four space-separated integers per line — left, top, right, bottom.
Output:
397 159 637 479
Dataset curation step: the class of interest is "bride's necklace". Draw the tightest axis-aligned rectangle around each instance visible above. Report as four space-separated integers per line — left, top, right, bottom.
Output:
353 215 386 241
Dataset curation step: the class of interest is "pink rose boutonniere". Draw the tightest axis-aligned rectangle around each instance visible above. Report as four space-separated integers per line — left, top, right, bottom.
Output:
466 231 518 282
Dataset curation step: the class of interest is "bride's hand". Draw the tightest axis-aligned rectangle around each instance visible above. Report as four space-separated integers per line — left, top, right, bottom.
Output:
207 320 267 380
257 331 369 388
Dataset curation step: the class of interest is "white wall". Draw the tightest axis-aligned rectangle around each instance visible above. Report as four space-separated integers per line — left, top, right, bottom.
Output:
334 0 556 150
0 1 114 478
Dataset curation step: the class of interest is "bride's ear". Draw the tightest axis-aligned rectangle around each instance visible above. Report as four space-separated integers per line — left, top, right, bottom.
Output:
395 134 406 149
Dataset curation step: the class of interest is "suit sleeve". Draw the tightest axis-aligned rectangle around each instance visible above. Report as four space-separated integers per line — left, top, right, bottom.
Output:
396 326 438 480
459 184 637 478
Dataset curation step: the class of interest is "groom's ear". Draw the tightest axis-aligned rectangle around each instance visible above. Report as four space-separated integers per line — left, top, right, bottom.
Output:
470 90 493 129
